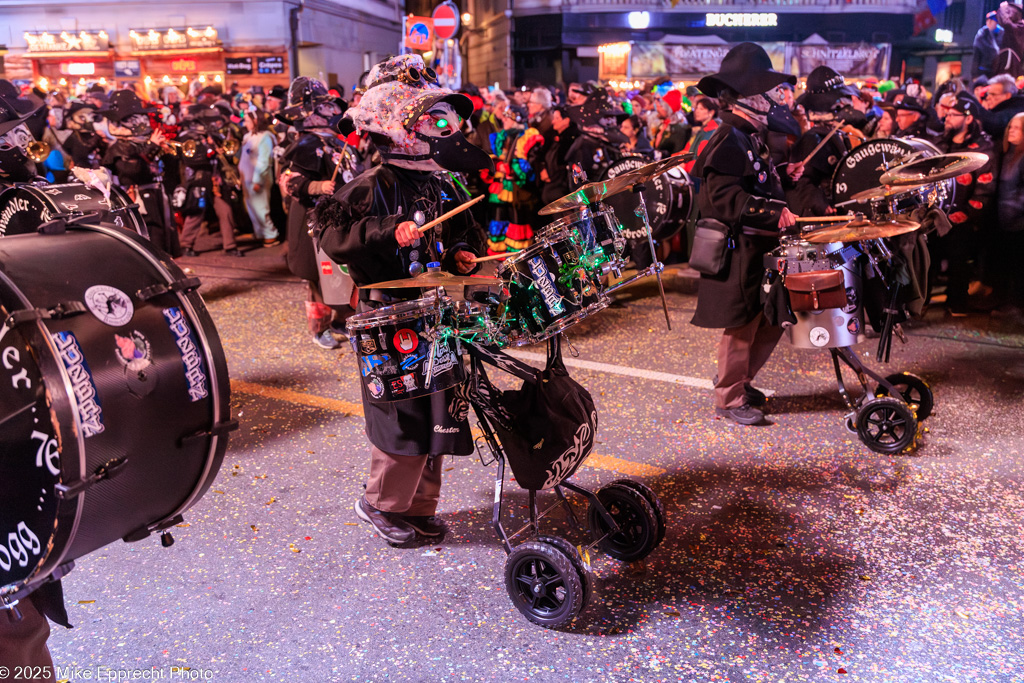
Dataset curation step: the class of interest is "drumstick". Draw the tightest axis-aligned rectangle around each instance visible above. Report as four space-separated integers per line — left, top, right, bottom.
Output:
798 121 844 167
795 215 858 223
329 143 350 183
469 252 511 263
417 195 486 233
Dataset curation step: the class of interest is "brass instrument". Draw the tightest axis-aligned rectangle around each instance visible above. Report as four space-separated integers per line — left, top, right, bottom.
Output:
221 137 240 156
166 139 199 158
26 140 51 163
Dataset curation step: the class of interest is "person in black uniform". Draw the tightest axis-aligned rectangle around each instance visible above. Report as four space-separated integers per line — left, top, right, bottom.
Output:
0 89 44 186
278 77 353 349
98 90 180 257
314 54 493 545
53 101 105 170
690 43 803 426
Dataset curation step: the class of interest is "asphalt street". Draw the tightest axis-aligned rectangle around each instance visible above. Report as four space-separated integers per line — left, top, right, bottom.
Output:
46 239 1024 683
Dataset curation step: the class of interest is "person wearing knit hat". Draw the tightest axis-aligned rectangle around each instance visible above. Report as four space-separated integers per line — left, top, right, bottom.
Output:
973 10 1004 79
313 54 492 546
653 89 691 155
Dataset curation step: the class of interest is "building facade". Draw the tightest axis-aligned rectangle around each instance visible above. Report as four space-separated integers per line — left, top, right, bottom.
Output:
0 0 403 96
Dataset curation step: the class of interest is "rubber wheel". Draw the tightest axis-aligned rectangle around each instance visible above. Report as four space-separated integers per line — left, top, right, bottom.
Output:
855 397 919 455
504 540 585 629
608 479 666 548
536 534 593 609
875 372 934 421
587 483 660 563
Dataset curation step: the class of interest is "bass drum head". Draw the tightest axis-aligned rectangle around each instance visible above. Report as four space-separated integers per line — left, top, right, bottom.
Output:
601 157 690 243
831 137 954 211
0 182 146 238
0 223 231 599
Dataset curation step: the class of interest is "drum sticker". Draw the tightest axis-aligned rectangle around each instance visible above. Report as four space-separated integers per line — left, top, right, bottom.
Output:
162 307 210 402
843 287 859 314
810 327 831 348
358 337 377 354
74 194 91 201
847 318 861 335
423 343 459 382
527 257 565 316
359 354 393 377
51 331 105 438
320 260 333 275
757 171 767 184
400 351 425 371
84 285 134 327
388 377 406 397
367 376 385 399
114 332 153 373
41 188 62 196
393 329 419 354
401 373 417 392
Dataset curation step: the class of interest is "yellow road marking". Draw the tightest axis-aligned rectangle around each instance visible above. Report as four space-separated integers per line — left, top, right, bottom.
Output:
230 379 667 476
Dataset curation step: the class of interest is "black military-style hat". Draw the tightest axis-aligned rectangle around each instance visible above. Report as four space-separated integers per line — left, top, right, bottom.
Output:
797 66 860 113
97 90 157 123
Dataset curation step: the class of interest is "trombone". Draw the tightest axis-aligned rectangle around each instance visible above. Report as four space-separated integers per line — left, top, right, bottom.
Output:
27 140 51 163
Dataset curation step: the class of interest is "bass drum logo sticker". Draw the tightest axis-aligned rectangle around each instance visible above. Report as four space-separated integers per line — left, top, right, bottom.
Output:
115 331 153 372
84 285 134 327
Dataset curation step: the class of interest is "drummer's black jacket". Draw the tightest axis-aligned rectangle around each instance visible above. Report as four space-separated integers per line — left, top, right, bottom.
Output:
935 128 997 228
314 164 482 299
102 139 161 186
786 122 851 216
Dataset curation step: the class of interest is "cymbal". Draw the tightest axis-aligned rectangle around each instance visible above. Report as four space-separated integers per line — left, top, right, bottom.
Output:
367 271 503 289
879 152 989 185
537 154 692 216
802 218 921 244
848 181 931 202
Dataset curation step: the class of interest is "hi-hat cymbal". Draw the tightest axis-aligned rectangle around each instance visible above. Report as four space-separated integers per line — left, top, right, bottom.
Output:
537 153 692 216
879 152 989 185
802 218 921 244
367 271 503 289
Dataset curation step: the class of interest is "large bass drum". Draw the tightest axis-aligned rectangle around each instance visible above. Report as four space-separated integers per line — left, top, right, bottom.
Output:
601 156 692 243
0 223 233 602
0 182 147 238
831 137 954 213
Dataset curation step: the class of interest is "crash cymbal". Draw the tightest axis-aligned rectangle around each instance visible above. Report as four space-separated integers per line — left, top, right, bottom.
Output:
537 154 693 216
879 152 989 186
803 218 921 244
367 271 503 289
848 181 932 202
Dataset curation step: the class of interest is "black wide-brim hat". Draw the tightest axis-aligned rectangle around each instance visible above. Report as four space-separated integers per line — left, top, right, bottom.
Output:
97 90 157 123
697 42 796 98
0 91 41 136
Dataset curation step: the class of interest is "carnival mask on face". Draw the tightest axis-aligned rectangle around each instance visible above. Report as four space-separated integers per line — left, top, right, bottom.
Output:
410 103 493 173
0 123 34 152
0 125 36 182
68 108 95 132
736 86 801 137
110 113 151 138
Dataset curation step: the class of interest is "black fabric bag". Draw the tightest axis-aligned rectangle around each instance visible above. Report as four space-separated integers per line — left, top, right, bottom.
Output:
689 217 733 276
468 342 597 491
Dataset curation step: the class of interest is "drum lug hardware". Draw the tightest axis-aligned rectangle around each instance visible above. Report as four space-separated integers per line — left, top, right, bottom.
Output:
180 419 240 446
0 595 23 621
136 277 202 301
5 301 88 327
123 514 184 543
55 456 129 500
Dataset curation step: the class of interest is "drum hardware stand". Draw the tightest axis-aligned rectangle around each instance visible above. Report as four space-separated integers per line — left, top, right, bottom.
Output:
876 282 903 363
830 346 907 414
0 594 23 621
630 182 672 330
55 456 129 500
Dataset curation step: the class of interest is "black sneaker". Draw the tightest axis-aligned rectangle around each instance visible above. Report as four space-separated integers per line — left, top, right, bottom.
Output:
224 248 245 257
180 248 198 257
355 496 416 545
712 375 767 407
403 515 447 537
715 403 766 425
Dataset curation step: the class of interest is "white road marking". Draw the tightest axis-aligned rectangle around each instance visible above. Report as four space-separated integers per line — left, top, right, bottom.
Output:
505 350 776 396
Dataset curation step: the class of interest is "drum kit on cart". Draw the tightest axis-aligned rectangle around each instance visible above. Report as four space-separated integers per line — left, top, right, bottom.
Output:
0 181 234 616
346 157 692 627
775 137 987 453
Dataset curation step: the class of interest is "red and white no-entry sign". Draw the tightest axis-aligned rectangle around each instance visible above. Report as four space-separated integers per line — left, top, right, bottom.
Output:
432 2 460 40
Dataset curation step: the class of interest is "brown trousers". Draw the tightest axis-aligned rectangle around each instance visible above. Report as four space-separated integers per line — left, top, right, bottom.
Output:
365 446 442 516
715 312 783 409
180 196 237 251
0 596 55 682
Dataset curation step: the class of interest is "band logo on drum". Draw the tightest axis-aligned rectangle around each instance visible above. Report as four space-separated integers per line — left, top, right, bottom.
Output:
528 256 565 316
84 285 134 327
162 307 209 403
114 332 152 374
358 337 377 355
51 330 105 438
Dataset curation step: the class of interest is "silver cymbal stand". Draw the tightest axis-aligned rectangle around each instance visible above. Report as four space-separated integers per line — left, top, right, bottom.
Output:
631 181 672 331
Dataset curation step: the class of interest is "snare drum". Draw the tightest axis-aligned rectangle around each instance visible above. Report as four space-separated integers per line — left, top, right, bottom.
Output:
497 228 609 346
0 182 146 238
452 299 506 347
538 203 624 268
0 222 232 602
346 295 465 403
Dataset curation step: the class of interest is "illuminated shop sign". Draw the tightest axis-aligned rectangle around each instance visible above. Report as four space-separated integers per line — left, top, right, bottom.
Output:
59 62 97 75
129 27 220 52
171 59 198 72
706 13 779 28
24 30 110 53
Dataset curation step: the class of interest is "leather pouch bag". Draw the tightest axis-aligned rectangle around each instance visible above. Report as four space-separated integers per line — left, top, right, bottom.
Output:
689 218 732 276
785 270 846 311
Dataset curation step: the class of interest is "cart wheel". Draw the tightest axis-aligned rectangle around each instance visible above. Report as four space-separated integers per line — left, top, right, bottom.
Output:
608 479 666 548
536 534 593 609
874 372 934 421
587 484 660 563
504 540 585 629
855 397 918 455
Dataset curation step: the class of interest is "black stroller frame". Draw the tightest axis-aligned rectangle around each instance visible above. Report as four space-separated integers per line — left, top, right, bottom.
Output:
461 336 665 629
